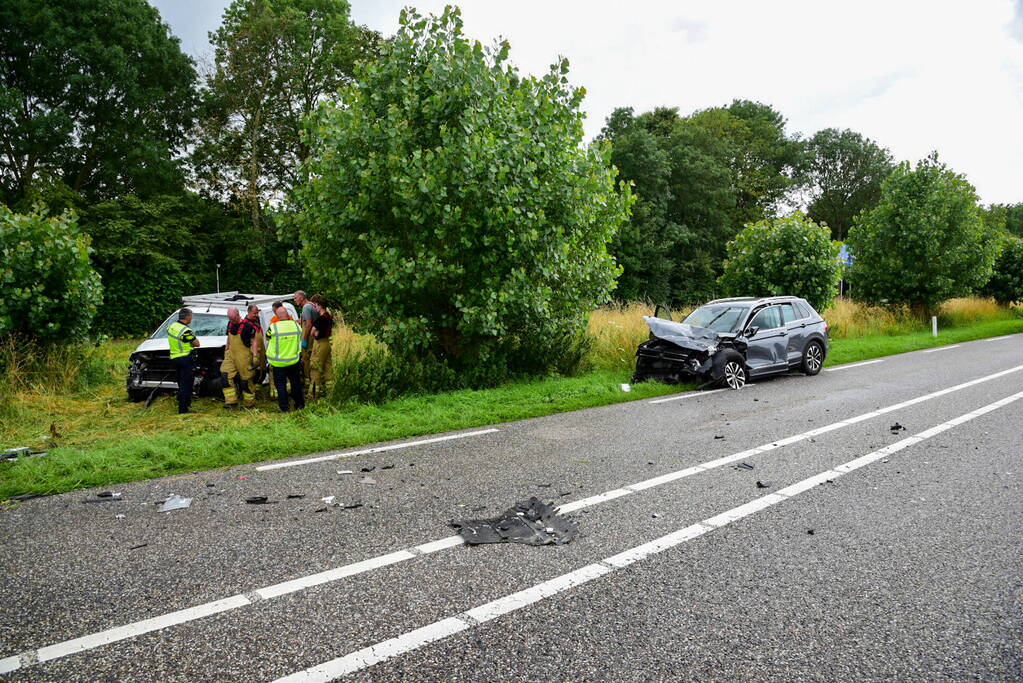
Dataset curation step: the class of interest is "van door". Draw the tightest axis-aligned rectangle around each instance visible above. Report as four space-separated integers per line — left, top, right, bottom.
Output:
743 306 786 375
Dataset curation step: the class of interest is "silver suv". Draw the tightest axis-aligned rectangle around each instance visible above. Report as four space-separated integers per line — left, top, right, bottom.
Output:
632 296 830 389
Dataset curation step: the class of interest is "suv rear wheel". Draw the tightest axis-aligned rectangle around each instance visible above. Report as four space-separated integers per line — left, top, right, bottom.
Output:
801 341 824 376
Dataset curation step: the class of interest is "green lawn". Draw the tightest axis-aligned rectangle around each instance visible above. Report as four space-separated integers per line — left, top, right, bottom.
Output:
2 317 1021 500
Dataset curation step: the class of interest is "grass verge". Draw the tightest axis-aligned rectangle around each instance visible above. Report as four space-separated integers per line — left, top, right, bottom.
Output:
2 313 1021 500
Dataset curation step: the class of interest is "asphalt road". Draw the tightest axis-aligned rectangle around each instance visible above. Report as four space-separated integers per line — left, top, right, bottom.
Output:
1 334 1021 681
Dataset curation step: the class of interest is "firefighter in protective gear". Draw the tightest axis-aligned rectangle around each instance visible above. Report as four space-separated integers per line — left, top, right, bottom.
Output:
220 307 258 408
266 303 305 412
308 294 333 399
246 304 269 394
168 308 200 414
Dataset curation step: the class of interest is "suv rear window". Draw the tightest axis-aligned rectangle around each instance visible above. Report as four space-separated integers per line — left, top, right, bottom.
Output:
795 301 815 319
150 313 228 339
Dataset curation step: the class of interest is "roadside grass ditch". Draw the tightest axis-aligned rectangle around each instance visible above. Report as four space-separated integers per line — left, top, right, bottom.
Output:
1 298 1020 499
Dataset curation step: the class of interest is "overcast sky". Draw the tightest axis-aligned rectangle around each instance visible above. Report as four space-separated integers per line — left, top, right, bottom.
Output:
151 0 1023 206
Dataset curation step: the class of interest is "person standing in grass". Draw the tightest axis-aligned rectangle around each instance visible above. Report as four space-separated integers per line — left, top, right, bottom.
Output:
293 290 317 383
167 308 200 414
266 303 305 412
308 294 333 399
220 307 257 409
246 303 268 393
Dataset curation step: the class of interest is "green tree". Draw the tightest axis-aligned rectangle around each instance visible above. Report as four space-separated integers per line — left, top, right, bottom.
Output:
980 202 1023 238
848 153 998 315
0 204 102 342
0 0 196 202
803 128 894 241
295 7 632 380
193 0 379 234
980 236 1023 304
718 212 840 311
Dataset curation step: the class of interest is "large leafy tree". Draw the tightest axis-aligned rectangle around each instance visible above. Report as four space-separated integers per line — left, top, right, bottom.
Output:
980 202 1023 238
803 128 894 241
980 236 1023 304
718 213 841 311
0 0 196 202
295 7 632 379
848 154 998 315
193 0 379 234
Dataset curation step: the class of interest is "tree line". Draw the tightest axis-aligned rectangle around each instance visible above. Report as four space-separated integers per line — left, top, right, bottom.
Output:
2 1 1021 381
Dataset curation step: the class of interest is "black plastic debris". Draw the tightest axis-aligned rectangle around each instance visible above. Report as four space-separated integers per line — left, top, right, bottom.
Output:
537 483 552 488
734 462 754 471
450 497 578 546
381 464 395 470
714 435 725 440
245 496 272 504
129 543 149 550
360 466 375 472
807 529 815 535
341 501 363 510
890 423 906 433
286 494 305 499
755 480 771 489
83 492 123 503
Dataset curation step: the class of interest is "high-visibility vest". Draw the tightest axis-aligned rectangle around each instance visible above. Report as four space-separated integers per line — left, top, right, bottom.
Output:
267 319 302 367
168 321 193 359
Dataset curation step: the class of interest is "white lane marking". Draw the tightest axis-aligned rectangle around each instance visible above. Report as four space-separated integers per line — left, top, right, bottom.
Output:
922 344 961 353
255 429 500 471
824 359 885 372
0 657 19 674
278 388 1023 681
983 335 1013 342
8 363 1023 674
648 388 725 404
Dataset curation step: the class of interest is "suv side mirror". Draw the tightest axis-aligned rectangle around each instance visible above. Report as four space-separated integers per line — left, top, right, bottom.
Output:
745 325 760 337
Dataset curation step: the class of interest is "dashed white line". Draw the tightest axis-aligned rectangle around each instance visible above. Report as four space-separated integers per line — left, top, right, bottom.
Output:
7 363 1023 674
824 359 885 372
648 387 725 403
276 388 1023 681
255 429 500 471
922 344 961 353
983 335 1013 342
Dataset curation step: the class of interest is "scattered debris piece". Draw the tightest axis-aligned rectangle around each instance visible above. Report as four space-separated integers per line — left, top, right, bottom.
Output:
471 506 486 512
115 514 126 519
381 464 395 470
206 483 215 487
620 383 631 392
129 543 149 550
359 477 377 485
84 492 124 503
734 462 754 471
320 496 336 505
882 459 889 464
238 476 248 480
244 496 272 505
890 423 906 433
1 447 30 461
652 513 661 518
558 490 572 497
360 466 376 472
10 493 44 502
286 494 305 499
314 507 328 513
341 501 363 510
336 470 353 475
714 435 724 439
537 483 552 488
157 495 192 512
755 480 771 489
450 497 578 546
807 529 815 535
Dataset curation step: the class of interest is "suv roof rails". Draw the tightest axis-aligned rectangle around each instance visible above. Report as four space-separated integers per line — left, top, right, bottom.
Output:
180 292 294 307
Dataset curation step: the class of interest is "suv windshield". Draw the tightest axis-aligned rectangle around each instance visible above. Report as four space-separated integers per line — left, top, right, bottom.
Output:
682 305 749 333
150 313 228 339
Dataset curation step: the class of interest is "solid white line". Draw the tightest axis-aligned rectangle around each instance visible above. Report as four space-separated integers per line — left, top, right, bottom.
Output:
983 335 1013 342
278 388 1023 681
8 363 1023 674
824 359 885 372
922 344 961 353
0 657 19 674
255 429 500 471
648 388 725 404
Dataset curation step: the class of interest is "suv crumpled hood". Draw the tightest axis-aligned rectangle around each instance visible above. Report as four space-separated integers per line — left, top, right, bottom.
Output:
643 316 722 352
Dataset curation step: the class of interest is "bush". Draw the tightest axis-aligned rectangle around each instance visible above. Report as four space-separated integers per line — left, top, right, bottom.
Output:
717 212 841 311
295 7 631 386
0 204 102 343
980 237 1023 304
847 153 998 315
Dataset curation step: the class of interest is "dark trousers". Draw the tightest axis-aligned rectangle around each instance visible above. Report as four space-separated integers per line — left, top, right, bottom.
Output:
272 362 305 412
173 356 194 414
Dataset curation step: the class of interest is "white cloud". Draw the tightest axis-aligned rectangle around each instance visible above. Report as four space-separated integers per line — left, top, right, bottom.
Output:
157 0 1023 204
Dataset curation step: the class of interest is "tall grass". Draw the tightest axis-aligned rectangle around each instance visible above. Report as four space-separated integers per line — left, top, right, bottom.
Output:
823 296 1016 339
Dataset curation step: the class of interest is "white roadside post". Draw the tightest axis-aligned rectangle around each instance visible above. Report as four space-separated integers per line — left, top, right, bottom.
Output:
932 315 938 337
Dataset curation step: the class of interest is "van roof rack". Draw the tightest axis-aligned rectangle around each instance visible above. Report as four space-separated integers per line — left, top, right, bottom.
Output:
180 292 294 307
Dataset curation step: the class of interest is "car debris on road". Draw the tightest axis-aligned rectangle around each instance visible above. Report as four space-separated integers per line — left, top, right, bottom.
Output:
450 497 578 546
157 494 192 512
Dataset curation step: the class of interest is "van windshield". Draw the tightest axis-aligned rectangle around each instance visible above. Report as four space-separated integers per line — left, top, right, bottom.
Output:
682 305 749 333
150 313 228 339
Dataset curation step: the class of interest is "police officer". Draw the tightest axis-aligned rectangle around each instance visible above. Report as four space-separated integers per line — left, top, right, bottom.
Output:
266 303 305 412
221 307 258 408
167 308 200 414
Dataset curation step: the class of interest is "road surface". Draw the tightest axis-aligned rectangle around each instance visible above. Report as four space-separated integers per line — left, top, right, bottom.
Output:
1 334 1021 681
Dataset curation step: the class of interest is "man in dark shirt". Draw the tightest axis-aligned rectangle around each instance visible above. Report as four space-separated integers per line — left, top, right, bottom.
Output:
168 308 200 414
308 294 333 398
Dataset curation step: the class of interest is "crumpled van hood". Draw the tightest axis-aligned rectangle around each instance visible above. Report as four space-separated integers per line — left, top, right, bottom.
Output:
643 316 721 352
